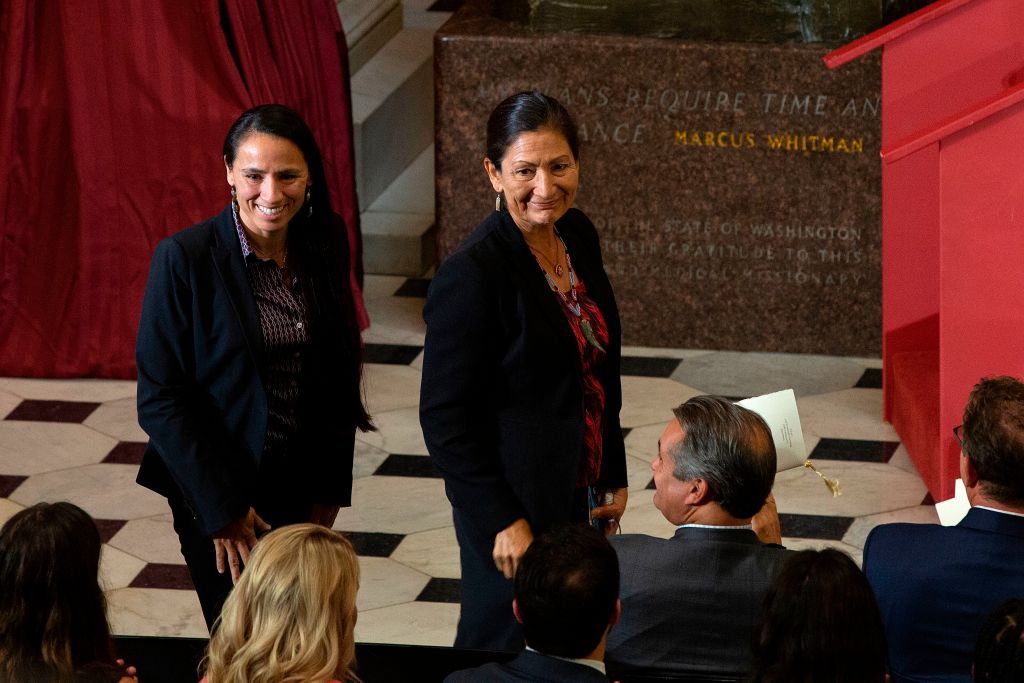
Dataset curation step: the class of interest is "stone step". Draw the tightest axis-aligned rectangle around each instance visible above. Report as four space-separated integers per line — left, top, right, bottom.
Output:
351 27 434 211
361 145 436 276
337 0 403 74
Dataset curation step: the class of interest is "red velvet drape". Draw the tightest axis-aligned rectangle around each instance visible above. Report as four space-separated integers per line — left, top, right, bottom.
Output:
0 0 367 378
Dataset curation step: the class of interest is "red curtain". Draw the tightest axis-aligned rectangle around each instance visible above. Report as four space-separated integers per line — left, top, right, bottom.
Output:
0 0 367 378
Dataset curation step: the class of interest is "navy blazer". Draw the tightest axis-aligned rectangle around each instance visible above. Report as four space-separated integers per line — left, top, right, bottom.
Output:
864 507 1024 683
607 527 791 677
135 206 356 536
444 650 610 682
420 208 627 540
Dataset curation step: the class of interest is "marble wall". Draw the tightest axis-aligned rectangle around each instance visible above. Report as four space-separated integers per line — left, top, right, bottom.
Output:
435 0 882 355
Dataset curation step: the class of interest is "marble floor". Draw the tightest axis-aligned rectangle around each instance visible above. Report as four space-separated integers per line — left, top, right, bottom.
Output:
0 273 937 645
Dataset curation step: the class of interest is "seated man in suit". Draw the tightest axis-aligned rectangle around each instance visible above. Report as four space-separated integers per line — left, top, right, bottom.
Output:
446 523 620 682
863 375 1024 683
605 395 790 678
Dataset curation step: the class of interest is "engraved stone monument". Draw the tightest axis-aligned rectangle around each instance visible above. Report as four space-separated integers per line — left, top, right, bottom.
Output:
435 0 887 355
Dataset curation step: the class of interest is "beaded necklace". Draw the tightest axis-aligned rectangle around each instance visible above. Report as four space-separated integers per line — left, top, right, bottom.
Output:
538 234 605 353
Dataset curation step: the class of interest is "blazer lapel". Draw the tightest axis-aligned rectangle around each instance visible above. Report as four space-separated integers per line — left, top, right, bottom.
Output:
210 206 264 361
494 211 580 363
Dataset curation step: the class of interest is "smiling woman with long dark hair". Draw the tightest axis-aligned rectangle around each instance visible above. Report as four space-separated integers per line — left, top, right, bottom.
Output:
136 104 372 630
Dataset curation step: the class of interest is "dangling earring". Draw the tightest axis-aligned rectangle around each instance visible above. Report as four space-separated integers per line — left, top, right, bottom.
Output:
495 193 501 212
230 185 237 205
305 187 313 218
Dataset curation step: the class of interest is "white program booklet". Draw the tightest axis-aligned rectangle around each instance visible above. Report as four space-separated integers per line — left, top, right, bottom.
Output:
935 478 970 526
737 389 807 472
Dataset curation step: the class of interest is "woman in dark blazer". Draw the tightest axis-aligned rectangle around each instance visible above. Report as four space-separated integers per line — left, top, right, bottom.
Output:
420 91 628 651
136 104 371 629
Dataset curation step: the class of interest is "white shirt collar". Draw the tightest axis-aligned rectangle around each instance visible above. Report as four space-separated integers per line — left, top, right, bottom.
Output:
676 523 753 530
524 646 606 674
975 505 1024 519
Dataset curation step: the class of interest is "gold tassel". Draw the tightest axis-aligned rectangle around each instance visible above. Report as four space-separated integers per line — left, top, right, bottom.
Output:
803 460 842 497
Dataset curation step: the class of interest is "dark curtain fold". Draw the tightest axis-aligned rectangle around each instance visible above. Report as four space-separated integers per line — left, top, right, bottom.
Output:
0 0 367 378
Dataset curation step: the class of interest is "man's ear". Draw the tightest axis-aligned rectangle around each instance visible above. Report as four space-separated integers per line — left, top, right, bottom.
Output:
609 598 622 628
512 598 524 625
686 478 712 505
961 451 980 489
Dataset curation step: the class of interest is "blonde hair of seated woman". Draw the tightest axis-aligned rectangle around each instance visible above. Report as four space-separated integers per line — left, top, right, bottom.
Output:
202 524 360 683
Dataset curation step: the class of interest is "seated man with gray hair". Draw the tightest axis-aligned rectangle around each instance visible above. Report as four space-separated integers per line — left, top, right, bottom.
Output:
606 395 790 678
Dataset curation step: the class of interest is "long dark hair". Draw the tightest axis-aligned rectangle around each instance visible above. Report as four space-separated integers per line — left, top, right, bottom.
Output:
224 104 372 431
0 502 120 682
974 599 1024 682
750 548 887 683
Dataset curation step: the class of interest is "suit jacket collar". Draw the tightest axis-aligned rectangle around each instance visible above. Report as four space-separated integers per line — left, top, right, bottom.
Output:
959 506 1024 539
493 209 581 368
672 525 763 545
509 650 609 681
210 204 264 359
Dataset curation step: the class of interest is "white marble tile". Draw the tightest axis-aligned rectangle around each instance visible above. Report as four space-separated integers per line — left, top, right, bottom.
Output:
107 588 207 638
0 422 117 475
353 440 391 479
409 349 425 371
391 526 461 579
773 461 926 518
83 398 147 442
366 144 434 215
0 388 20 419
618 489 676 539
886 443 926 478
108 514 183 565
99 544 146 591
0 497 25 526
364 364 423 414
403 8 450 30
672 351 867 398
357 556 431 611
797 388 899 442
624 453 654 492
841 504 939 550
362 274 408 301
0 378 136 402
356 407 428 455
355 601 459 647
10 463 168 521
334 475 450 534
845 356 884 369
780 537 863 567
621 346 715 360
624 422 663 461
620 376 701 428
362 296 427 346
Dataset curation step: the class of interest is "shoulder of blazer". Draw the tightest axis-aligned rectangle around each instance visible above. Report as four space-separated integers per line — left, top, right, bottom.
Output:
164 206 235 259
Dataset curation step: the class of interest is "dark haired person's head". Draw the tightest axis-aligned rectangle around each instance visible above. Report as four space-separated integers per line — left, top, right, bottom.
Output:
974 599 1024 682
750 548 887 683
483 92 581 233
223 103 372 432
653 395 776 522
513 523 620 659
961 375 1024 507
0 502 119 681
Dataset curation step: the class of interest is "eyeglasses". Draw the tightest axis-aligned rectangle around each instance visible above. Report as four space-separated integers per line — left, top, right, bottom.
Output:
953 425 966 452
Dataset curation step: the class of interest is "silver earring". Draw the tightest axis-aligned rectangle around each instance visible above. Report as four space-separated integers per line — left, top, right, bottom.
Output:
305 187 313 218
495 193 501 212
230 185 237 203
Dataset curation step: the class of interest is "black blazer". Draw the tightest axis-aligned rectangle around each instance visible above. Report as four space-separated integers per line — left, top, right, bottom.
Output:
419 208 627 540
135 206 356 536
444 650 610 682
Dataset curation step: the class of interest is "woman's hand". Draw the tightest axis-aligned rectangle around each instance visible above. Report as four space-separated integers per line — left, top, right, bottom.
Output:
310 503 341 528
115 658 138 681
493 518 534 579
213 507 271 583
590 487 628 535
752 492 782 545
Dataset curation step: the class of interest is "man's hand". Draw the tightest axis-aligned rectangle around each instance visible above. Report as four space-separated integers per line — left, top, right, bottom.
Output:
493 518 533 579
752 492 782 545
213 507 271 583
590 487 628 535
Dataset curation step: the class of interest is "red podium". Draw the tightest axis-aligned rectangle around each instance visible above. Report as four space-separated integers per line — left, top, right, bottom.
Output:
825 0 1024 501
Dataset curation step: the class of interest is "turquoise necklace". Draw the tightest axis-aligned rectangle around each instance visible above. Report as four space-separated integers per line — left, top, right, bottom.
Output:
538 234 605 353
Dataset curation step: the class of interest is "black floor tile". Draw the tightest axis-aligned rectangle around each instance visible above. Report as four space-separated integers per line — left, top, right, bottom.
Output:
417 578 461 603
427 0 463 11
130 564 195 590
5 399 100 423
809 438 900 463
341 531 406 558
103 442 147 464
0 474 27 498
621 427 632 439
619 356 681 378
94 519 128 544
921 492 935 506
645 477 656 490
364 343 423 365
779 513 854 540
394 278 431 298
855 368 883 389
374 454 441 478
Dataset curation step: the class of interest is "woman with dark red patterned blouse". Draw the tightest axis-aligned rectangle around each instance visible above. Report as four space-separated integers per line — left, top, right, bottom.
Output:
421 91 627 651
